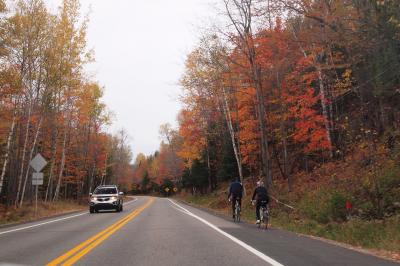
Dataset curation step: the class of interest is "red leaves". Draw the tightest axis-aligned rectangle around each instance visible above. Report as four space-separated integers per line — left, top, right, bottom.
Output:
285 56 330 154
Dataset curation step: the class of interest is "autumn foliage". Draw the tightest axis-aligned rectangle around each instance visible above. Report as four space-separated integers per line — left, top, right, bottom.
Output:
135 0 400 196
0 0 134 206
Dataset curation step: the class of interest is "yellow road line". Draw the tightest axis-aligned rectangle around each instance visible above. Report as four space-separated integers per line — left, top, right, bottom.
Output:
47 210 136 266
47 198 154 266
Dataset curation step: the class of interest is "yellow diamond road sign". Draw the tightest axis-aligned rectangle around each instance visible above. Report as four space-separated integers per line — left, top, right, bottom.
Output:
30 153 47 172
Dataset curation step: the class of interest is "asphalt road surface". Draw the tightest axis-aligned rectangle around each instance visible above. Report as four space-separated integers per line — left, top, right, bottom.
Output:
0 196 398 266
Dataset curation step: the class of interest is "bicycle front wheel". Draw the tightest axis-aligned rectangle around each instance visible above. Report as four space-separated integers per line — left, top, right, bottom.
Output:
264 210 269 230
235 208 240 222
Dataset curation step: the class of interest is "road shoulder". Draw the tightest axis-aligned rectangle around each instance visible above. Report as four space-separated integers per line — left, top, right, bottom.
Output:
176 197 400 264
0 196 136 230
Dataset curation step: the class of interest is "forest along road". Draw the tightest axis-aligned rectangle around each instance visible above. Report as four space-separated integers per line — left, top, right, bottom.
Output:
0 196 398 266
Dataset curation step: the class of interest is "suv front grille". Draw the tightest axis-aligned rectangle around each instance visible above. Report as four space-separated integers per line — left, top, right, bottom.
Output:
97 197 110 202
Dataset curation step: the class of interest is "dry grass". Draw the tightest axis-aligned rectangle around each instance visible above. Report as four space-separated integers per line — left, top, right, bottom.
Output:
0 200 86 226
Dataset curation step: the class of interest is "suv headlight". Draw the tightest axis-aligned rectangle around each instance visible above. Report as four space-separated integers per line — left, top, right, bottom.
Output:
91 197 97 201
111 196 117 201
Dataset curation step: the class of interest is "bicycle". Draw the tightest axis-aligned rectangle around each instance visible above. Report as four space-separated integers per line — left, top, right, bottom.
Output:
258 201 269 229
233 198 241 223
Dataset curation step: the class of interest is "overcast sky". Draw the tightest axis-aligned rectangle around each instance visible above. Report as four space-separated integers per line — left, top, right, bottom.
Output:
46 0 215 159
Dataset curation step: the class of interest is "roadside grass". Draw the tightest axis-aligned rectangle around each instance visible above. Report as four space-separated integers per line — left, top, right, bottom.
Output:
0 200 86 226
271 208 400 252
177 191 400 259
177 141 400 260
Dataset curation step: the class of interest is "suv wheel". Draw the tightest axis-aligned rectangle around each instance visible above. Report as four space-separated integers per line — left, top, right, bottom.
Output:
89 206 95 213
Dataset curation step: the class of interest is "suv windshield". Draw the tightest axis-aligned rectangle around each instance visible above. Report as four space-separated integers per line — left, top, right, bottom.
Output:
93 187 117 195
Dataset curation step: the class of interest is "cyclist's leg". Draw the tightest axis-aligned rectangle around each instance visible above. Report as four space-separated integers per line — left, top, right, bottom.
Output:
256 200 261 221
261 201 267 216
261 201 267 209
232 195 236 217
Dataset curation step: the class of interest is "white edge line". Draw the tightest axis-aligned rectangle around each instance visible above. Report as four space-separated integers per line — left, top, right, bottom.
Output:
0 212 87 236
0 198 139 236
168 199 284 266
123 197 138 206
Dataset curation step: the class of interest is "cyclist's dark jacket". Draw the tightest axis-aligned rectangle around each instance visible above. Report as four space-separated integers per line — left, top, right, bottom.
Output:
252 186 269 202
228 181 243 199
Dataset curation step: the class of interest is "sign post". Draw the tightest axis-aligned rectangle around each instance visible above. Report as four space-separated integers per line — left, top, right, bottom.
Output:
30 154 47 217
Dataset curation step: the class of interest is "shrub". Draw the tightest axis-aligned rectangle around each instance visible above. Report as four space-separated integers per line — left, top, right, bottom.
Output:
358 161 400 218
298 189 350 223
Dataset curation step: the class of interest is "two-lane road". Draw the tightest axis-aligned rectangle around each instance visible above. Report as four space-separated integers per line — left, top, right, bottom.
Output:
0 196 397 266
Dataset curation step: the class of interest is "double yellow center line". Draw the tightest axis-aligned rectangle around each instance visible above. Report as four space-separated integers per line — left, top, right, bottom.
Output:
47 198 154 266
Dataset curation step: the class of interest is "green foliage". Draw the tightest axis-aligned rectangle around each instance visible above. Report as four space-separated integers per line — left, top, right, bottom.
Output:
216 136 239 183
160 178 174 196
141 171 150 193
358 161 400 218
182 159 209 189
149 182 160 193
380 166 400 207
299 189 349 224
351 0 400 104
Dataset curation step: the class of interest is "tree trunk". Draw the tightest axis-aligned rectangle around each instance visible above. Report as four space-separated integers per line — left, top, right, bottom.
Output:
45 127 58 202
222 87 245 191
205 140 212 193
253 67 272 187
0 114 16 195
53 125 67 201
223 0 272 187
20 116 42 207
317 66 333 157
291 25 333 157
282 126 291 191
15 102 33 206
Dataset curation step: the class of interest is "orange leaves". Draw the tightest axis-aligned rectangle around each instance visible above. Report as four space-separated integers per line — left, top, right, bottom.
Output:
232 87 260 169
177 109 206 164
285 56 330 154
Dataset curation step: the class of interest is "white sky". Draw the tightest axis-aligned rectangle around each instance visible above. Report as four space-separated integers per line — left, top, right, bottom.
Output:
45 0 215 159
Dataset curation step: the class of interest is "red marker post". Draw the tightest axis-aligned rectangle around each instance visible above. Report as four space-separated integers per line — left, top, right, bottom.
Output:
345 200 351 220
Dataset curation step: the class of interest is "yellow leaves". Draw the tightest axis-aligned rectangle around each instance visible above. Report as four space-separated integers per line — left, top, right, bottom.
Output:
332 68 353 98
358 143 366 149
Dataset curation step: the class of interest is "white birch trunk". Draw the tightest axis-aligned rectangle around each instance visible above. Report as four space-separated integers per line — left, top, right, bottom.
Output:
19 116 42 207
222 88 244 191
53 126 67 201
317 67 334 157
291 26 333 157
0 115 16 195
15 102 32 206
45 132 58 202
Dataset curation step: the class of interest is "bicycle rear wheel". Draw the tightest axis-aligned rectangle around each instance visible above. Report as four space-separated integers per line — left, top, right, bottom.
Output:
234 202 240 222
258 208 263 228
263 209 269 230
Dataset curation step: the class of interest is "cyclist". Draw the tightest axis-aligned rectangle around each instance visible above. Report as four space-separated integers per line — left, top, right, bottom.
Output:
228 179 243 219
251 180 269 224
